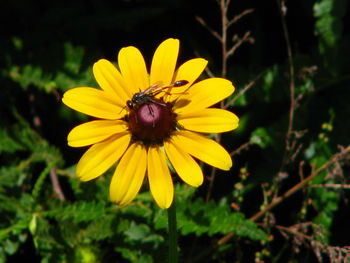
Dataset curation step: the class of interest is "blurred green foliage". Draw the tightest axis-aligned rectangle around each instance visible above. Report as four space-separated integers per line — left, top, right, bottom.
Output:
1 0 350 262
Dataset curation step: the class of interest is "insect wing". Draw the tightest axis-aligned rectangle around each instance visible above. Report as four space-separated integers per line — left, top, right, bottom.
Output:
127 80 190 109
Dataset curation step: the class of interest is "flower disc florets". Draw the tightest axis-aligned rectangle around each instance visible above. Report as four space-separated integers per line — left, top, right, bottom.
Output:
62 38 239 209
127 98 177 146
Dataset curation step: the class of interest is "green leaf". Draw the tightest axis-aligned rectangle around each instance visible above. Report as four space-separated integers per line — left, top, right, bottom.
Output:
44 202 107 224
250 127 273 149
9 64 56 92
31 163 56 200
154 197 268 241
83 215 115 241
115 247 153 263
0 216 31 243
63 43 85 74
0 128 25 154
69 246 101 263
0 163 28 190
313 0 347 74
124 222 163 245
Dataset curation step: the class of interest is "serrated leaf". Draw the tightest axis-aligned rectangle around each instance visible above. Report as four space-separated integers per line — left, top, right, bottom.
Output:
0 128 25 154
0 163 27 189
0 216 31 242
44 202 106 224
9 64 56 92
313 0 347 75
154 197 268 241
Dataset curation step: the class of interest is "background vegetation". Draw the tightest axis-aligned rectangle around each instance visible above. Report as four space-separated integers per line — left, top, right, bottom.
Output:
1 0 350 262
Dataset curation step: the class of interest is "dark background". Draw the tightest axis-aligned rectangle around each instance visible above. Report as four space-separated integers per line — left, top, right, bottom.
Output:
1 0 350 262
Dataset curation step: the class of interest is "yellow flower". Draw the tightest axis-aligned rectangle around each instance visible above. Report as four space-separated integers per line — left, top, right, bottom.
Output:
62 38 239 209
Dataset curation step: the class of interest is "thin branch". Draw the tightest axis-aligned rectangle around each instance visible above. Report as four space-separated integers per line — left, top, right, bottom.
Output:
204 66 215 78
226 31 253 58
230 141 252 156
250 145 350 221
298 160 305 182
197 1 253 77
220 0 229 77
50 166 66 201
194 50 215 78
206 167 218 203
206 133 222 203
223 0 231 8
224 70 265 109
28 93 42 132
217 145 350 244
275 224 311 240
276 224 350 262
278 0 296 171
28 93 66 201
196 0 254 204
289 143 303 163
195 16 222 42
227 9 254 27
204 0 230 202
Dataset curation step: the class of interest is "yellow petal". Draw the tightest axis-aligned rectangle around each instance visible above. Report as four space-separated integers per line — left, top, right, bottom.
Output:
164 140 203 187
165 58 208 102
76 132 131 181
118 46 149 95
93 59 131 104
174 58 208 84
147 146 174 209
150 38 179 86
177 108 239 133
68 120 128 147
109 143 147 206
174 78 235 114
62 87 123 119
171 131 232 170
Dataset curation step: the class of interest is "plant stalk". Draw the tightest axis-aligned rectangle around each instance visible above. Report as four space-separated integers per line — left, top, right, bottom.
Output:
168 200 178 263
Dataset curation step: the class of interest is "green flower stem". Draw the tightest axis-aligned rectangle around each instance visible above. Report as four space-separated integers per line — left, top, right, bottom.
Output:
167 200 178 263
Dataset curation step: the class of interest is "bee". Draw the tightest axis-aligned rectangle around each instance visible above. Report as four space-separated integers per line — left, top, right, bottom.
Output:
127 80 189 110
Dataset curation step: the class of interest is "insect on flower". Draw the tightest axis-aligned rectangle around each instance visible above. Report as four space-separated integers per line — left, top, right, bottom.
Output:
126 80 189 110
62 38 239 209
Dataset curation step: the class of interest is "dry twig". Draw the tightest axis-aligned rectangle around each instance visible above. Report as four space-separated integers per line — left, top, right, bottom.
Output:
218 145 350 244
276 223 350 263
50 166 66 201
277 0 297 172
196 0 254 202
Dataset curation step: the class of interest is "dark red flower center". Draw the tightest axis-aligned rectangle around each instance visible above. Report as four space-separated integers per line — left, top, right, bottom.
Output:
127 98 177 146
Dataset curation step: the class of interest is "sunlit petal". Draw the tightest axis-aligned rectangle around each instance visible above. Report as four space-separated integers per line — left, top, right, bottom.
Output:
62 87 123 119
164 140 203 187
93 59 131 103
148 146 174 209
118 46 149 95
171 131 232 170
109 143 147 206
63 38 240 209
174 78 235 114
76 132 131 181
177 108 239 133
165 58 208 102
150 38 179 87
68 120 128 147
